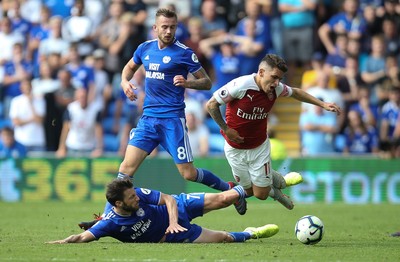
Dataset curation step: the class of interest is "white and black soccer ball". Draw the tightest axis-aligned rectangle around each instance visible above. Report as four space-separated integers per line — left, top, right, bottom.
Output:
295 215 324 245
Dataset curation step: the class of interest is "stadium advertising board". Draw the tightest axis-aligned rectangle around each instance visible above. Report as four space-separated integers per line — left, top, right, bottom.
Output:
0 157 399 204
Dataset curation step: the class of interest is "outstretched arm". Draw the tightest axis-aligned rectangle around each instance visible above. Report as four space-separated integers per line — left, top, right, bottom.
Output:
47 231 96 244
158 193 187 234
291 87 341 115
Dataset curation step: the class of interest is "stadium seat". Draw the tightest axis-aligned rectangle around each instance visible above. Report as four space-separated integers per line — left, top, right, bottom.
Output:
103 134 120 152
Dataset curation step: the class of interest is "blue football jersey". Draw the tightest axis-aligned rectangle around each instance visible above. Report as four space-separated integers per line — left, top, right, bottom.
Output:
133 39 202 118
88 188 205 243
88 188 169 243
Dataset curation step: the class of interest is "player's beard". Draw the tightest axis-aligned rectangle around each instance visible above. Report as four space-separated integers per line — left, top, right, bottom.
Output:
159 34 173 45
121 201 138 213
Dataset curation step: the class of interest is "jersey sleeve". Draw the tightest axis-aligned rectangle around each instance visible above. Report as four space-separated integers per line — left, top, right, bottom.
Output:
135 188 162 205
275 82 293 97
87 219 113 240
212 78 246 105
181 48 202 74
133 42 145 65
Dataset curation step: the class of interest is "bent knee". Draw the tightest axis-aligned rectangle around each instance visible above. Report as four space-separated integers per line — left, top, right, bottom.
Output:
178 165 197 181
255 194 269 200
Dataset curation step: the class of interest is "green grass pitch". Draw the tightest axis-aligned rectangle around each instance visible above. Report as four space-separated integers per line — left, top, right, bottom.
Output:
0 201 398 261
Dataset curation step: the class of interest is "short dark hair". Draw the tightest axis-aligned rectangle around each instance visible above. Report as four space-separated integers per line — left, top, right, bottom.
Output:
155 8 177 20
261 54 288 73
1 126 14 135
106 179 133 206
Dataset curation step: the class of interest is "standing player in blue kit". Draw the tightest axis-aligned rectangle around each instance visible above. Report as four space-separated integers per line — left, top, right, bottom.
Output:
80 7 246 224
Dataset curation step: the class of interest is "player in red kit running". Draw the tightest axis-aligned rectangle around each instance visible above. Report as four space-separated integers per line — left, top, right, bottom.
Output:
206 54 341 210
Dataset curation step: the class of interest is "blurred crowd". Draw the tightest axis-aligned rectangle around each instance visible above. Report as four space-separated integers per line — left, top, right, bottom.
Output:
0 0 399 159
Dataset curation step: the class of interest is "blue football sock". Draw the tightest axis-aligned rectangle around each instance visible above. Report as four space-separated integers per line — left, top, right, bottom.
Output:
195 168 230 191
232 185 247 200
228 232 252 242
117 172 133 182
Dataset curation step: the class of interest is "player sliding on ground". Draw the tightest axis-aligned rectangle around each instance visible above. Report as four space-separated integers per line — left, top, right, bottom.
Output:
206 54 341 211
47 179 278 244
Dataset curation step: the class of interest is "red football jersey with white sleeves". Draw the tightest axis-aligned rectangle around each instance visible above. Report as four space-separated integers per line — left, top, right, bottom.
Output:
213 74 293 149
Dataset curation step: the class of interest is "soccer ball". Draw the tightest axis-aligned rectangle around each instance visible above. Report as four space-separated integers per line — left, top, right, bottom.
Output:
295 215 324 245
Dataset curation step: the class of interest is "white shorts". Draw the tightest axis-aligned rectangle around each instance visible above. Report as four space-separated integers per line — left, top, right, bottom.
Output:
224 138 272 189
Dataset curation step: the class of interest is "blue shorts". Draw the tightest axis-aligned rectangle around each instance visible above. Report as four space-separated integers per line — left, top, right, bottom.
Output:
129 116 194 164
165 192 205 243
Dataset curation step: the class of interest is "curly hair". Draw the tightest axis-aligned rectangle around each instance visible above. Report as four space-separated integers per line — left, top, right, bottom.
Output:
106 179 133 206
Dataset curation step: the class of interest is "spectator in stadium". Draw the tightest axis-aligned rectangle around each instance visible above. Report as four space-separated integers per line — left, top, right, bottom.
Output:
234 0 272 75
2 42 33 118
380 55 400 101
19 0 43 25
64 44 96 103
206 54 338 210
9 79 46 153
62 0 94 57
348 87 379 128
278 0 317 82
199 0 229 38
183 17 210 75
55 88 103 158
381 0 400 29
0 126 27 158
93 1 132 80
0 17 24 64
262 0 283 57
379 86 400 158
43 69 76 151
38 16 70 62
301 52 337 90
323 33 348 78
346 37 366 65
318 0 366 55
361 4 383 52
123 0 148 41
382 17 399 56
336 56 362 114
361 34 387 106
106 9 236 210
6 0 31 37
26 5 51 65
84 49 113 114
47 178 279 244
31 61 59 97
300 100 338 156
199 34 241 92
342 110 379 154
302 71 345 130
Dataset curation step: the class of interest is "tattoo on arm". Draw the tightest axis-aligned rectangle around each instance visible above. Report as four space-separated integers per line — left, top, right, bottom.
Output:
207 99 228 132
187 68 212 90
